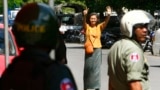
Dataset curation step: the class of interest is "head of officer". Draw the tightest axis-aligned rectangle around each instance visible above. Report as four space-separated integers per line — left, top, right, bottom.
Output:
120 10 155 43
12 3 60 52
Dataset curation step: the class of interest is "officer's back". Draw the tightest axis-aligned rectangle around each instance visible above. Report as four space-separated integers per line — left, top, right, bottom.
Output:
0 3 77 90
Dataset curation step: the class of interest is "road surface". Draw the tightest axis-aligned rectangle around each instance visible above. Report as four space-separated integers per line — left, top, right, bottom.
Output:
65 43 160 90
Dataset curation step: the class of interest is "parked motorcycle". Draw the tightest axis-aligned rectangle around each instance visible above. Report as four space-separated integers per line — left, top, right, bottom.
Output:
64 25 83 43
65 29 80 42
142 35 153 55
101 32 119 49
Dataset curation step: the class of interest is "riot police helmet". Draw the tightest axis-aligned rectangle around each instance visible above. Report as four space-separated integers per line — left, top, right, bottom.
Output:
12 3 60 49
120 10 155 38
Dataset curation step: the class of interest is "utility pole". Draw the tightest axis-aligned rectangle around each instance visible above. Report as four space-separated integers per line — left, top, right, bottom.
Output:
3 0 9 68
48 0 54 9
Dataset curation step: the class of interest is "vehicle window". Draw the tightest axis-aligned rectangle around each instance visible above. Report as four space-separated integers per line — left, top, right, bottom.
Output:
62 16 69 23
61 15 74 25
9 10 18 20
0 16 3 23
0 29 16 55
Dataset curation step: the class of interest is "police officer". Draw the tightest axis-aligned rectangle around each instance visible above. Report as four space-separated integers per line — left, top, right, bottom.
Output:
107 10 155 90
0 3 77 90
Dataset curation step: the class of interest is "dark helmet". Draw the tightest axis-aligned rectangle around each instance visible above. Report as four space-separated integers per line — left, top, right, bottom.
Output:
12 3 60 48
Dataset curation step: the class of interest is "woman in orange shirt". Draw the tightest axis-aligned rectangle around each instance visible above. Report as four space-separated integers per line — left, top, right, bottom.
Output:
83 6 111 90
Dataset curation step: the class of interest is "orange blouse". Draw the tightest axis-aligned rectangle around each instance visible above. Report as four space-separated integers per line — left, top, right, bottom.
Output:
85 23 106 48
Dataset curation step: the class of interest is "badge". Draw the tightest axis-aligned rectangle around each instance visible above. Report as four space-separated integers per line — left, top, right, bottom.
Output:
129 53 140 62
60 78 74 90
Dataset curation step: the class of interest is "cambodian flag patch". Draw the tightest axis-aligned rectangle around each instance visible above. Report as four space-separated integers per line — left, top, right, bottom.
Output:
60 78 74 90
129 53 140 62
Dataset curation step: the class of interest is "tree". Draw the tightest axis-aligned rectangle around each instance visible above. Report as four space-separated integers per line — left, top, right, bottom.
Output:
0 0 22 14
85 0 160 15
1 0 160 15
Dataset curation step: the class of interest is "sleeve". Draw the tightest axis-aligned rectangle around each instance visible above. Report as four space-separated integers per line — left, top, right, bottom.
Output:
63 66 78 90
123 48 145 82
47 64 77 90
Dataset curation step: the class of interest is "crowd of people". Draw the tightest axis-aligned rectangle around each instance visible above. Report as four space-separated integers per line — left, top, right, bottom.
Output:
0 2 156 90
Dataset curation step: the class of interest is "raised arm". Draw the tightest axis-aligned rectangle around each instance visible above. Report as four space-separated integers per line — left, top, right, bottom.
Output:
83 8 89 31
129 81 142 90
100 6 112 31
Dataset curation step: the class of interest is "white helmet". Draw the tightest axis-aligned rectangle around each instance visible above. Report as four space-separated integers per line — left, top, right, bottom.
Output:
120 10 155 37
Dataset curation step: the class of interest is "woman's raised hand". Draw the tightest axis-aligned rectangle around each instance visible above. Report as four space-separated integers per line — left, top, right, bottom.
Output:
83 8 89 16
106 6 112 15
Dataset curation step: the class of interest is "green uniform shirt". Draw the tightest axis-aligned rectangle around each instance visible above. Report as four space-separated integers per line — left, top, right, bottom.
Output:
108 38 150 90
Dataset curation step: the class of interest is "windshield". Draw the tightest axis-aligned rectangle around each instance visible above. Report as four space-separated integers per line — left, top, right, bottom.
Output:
57 14 74 25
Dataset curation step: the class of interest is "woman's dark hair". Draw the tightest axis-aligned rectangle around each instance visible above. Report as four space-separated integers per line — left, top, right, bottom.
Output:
87 12 100 25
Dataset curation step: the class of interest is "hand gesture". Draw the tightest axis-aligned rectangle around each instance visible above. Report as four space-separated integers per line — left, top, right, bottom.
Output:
106 6 112 15
83 8 89 16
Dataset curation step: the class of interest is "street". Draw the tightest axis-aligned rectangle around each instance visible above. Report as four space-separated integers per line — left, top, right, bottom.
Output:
65 43 160 90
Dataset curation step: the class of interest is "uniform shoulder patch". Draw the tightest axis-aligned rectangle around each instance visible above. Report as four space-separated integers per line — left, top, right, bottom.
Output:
129 53 140 62
60 78 74 90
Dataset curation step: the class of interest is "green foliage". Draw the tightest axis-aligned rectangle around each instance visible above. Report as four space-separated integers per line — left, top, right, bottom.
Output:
0 0 160 15
85 0 160 15
86 0 108 13
62 7 75 14
8 0 22 9
0 1 3 13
